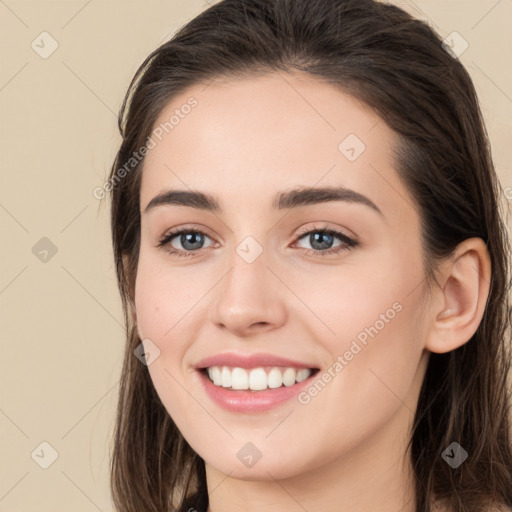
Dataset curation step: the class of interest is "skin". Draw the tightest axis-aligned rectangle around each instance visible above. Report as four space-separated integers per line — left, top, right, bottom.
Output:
132 71 491 512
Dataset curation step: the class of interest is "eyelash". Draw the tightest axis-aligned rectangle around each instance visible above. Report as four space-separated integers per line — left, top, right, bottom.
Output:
156 224 358 259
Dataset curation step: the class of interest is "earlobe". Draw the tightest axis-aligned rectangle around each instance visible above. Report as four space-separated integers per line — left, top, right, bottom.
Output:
425 238 491 354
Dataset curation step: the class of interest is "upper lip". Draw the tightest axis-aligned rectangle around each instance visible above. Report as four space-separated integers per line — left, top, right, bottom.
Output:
194 352 319 370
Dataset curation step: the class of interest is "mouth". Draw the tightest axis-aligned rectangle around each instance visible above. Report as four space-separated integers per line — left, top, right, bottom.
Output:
200 365 321 392
194 352 322 412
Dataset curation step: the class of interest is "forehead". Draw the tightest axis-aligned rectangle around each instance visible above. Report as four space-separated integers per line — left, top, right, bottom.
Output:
139 71 414 219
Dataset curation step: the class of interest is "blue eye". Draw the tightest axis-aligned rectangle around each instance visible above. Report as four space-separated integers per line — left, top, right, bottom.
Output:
157 229 215 257
294 227 357 256
157 224 358 258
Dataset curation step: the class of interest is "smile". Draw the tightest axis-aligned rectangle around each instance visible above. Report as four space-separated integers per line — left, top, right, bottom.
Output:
205 365 316 391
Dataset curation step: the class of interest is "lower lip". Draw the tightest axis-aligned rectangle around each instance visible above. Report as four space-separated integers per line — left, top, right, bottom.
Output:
197 370 317 413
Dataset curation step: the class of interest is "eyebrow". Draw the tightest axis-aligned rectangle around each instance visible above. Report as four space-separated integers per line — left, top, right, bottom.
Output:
143 186 383 216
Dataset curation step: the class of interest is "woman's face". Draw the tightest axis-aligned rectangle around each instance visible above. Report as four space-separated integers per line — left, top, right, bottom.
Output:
134 71 432 481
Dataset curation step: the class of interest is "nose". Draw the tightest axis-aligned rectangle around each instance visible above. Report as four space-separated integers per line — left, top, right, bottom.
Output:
209 249 287 337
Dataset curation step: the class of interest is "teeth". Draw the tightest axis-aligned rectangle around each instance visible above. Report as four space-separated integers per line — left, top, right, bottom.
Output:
248 368 267 391
267 367 283 389
209 366 222 386
282 368 296 386
296 369 311 382
206 366 313 391
231 367 249 390
221 366 231 388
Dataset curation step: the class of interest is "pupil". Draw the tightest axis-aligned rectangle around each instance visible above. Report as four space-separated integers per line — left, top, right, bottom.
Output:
311 232 332 250
182 232 203 250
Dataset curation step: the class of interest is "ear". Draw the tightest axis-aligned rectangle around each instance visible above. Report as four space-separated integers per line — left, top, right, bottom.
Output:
425 237 491 354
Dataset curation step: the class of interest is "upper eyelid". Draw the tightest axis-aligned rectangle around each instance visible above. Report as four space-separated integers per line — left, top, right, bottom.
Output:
158 224 356 247
158 223 214 239
295 223 354 239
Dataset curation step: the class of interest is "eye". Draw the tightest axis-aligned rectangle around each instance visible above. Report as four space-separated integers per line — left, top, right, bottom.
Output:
293 224 358 256
157 227 215 257
156 224 358 258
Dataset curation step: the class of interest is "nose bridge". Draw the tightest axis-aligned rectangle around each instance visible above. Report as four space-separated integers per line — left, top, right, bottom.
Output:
210 239 286 334
222 243 271 310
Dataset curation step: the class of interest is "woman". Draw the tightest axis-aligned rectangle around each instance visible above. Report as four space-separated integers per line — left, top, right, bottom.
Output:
107 0 512 510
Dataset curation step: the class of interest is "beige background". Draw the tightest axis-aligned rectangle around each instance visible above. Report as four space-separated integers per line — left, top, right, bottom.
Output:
1 1 511 511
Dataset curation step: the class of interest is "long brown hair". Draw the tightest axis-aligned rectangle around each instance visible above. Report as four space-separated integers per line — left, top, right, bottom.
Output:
106 1 512 510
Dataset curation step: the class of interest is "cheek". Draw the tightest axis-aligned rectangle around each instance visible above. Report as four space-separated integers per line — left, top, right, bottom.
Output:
133 251 212 410
133 259 201 426
295 290 425 464
291 246 426 412
331 283 426 410
287 245 423 352
134 250 202 342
